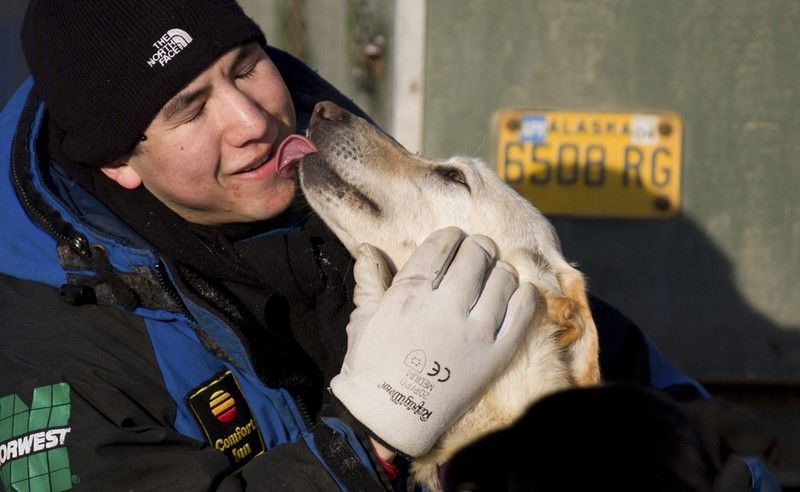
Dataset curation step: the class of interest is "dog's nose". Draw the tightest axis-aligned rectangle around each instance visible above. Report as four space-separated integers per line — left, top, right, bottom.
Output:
310 101 348 127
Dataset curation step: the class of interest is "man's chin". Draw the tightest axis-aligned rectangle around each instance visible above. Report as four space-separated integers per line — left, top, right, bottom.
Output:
250 182 298 221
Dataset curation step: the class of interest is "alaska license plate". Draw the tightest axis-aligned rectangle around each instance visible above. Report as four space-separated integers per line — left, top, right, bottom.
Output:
494 110 682 218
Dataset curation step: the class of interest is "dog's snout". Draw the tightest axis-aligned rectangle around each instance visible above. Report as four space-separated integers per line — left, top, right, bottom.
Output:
310 101 349 128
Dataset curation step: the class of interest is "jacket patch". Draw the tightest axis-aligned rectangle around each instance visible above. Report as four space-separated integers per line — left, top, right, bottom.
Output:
187 371 265 471
0 382 75 491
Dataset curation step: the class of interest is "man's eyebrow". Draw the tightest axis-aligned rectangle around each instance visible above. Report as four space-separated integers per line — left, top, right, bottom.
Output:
159 45 261 122
231 43 260 70
161 86 211 121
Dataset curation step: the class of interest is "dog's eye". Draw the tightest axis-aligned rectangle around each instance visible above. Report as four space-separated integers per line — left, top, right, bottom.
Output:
435 167 469 189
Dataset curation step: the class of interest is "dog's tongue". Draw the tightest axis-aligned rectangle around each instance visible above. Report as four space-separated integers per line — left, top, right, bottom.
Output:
276 134 317 177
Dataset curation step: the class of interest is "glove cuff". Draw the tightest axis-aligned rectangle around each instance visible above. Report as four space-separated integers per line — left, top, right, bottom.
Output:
330 374 439 457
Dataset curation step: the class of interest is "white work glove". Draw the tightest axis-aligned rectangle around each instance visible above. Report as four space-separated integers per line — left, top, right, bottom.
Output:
330 227 537 457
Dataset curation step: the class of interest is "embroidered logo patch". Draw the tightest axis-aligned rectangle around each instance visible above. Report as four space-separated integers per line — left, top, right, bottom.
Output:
209 390 237 424
147 28 193 68
0 382 76 491
187 371 264 471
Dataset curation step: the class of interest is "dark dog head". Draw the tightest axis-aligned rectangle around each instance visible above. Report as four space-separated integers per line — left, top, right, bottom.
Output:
443 384 777 492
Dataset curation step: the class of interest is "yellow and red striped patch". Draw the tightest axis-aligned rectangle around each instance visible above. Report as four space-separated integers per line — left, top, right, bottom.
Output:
209 390 237 423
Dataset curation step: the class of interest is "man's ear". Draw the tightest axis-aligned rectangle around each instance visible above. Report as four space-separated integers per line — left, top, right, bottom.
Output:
100 162 142 190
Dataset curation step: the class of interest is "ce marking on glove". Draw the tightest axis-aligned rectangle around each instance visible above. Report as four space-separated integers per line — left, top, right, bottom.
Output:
427 361 451 382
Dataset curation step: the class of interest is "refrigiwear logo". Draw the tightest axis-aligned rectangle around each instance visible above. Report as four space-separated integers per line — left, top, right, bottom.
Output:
0 383 75 491
147 28 193 67
378 382 433 422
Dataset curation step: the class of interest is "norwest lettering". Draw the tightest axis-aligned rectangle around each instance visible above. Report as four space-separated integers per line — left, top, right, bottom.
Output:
0 427 71 467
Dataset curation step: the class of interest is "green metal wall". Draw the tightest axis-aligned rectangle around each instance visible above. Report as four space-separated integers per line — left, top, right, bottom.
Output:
423 0 800 383
0 1 31 103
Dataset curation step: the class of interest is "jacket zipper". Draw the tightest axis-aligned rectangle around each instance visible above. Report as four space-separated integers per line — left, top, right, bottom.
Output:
10 99 92 260
293 394 314 428
153 258 195 320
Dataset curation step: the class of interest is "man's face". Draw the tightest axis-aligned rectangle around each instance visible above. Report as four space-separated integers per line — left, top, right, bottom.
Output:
102 42 298 225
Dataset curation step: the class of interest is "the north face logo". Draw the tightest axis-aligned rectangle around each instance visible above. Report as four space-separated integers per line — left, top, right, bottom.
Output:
147 28 193 68
0 383 74 491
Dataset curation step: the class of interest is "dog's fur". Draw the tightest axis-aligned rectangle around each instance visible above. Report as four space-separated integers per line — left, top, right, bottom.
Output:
299 101 601 490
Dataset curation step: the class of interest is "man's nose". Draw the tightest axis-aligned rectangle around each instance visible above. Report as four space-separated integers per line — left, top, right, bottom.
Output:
222 89 270 147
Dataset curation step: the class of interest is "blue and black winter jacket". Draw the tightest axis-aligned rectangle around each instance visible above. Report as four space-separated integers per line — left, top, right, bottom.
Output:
0 47 390 491
0 47 778 491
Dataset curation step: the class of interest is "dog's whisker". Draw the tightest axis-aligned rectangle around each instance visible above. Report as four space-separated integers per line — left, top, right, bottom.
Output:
341 258 355 289
469 134 487 158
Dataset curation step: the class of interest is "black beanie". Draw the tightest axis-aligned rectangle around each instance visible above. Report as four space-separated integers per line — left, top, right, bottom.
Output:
21 0 266 167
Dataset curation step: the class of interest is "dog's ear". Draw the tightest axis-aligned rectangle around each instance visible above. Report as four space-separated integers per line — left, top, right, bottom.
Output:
545 265 601 386
505 249 600 386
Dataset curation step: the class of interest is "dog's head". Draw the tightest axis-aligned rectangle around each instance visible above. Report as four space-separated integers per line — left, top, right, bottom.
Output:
300 101 599 387
299 101 564 293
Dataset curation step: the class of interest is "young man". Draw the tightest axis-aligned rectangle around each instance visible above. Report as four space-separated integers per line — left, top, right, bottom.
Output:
0 1 536 490
0 1 778 491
